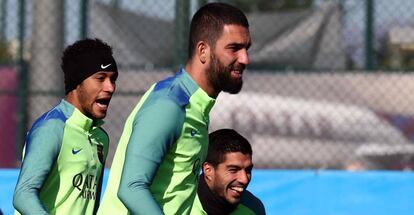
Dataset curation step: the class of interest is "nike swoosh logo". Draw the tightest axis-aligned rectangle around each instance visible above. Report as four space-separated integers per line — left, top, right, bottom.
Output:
72 148 82 154
101 63 111 69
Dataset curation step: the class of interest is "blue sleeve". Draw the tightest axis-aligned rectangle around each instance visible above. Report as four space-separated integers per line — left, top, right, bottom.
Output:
118 98 184 215
13 119 64 215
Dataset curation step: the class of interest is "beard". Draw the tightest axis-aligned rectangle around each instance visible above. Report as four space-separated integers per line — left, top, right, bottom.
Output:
77 84 95 119
207 53 244 94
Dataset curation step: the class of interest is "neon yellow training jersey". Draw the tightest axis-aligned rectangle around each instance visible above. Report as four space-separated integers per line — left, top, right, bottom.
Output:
98 68 215 215
13 99 109 215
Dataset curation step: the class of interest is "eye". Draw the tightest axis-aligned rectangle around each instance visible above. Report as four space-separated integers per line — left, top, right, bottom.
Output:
227 43 249 53
228 168 238 173
96 76 105 81
246 166 253 175
110 75 118 83
228 46 239 52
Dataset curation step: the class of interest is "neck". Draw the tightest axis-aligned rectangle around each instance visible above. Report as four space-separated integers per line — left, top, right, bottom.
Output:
185 61 219 98
64 95 96 121
65 92 80 111
198 174 237 215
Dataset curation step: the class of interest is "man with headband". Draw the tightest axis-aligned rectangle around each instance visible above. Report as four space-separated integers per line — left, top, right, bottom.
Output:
13 38 118 215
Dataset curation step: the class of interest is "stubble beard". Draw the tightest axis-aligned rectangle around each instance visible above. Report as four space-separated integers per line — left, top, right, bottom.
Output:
77 84 96 119
207 53 243 95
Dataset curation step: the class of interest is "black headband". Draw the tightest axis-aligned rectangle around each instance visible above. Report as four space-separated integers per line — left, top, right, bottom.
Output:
64 50 118 94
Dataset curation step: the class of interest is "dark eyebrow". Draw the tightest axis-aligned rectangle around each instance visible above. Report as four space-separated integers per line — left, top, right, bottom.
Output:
226 42 251 50
226 164 242 169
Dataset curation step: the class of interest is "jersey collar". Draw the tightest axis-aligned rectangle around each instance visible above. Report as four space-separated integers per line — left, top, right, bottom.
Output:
61 99 104 130
181 68 216 116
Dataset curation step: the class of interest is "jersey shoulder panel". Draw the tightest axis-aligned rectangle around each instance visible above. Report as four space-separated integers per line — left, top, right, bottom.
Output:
152 73 193 107
25 106 68 154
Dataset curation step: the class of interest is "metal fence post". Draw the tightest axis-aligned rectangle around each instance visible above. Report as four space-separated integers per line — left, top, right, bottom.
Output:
16 0 26 160
0 0 7 40
365 0 374 70
80 0 89 39
174 0 189 69
198 0 208 7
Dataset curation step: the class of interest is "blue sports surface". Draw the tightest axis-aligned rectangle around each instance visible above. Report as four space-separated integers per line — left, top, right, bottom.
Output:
2 169 414 215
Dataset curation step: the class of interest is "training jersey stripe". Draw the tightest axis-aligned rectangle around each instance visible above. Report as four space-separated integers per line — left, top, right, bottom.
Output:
25 107 68 154
153 70 193 106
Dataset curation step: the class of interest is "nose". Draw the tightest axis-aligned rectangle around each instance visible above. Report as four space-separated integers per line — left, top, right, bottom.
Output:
238 49 250 66
104 78 116 94
238 170 250 185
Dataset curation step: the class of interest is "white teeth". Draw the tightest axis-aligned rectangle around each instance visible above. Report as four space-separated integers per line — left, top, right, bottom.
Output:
231 187 244 192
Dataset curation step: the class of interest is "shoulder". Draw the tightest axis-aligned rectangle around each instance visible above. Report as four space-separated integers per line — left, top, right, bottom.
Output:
25 107 68 155
132 73 193 128
151 73 193 107
137 96 186 122
28 107 67 137
240 190 266 215
137 86 188 127
31 103 68 128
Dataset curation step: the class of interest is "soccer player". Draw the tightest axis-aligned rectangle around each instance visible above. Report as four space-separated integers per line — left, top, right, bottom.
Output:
191 129 266 215
98 2 251 215
13 38 118 215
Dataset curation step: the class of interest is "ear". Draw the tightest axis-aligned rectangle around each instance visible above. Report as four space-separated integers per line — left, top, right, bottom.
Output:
203 162 214 181
196 41 209 64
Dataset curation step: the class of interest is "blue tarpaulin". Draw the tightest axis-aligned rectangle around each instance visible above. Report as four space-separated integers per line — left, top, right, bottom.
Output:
1 169 414 215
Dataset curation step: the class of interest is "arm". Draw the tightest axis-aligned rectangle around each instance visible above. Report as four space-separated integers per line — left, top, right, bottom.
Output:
118 99 184 215
13 120 63 214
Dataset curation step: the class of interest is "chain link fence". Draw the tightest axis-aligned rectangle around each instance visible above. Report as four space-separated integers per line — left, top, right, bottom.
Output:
1 0 414 170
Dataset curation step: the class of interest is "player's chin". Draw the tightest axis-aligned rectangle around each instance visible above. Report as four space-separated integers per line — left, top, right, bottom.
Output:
226 189 242 204
92 112 107 120
91 106 108 119
226 196 242 205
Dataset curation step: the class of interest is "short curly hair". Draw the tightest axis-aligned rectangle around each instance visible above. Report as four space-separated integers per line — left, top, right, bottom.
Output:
206 129 252 167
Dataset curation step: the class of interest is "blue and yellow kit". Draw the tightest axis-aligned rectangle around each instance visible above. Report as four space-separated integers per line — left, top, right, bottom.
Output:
98 68 215 215
13 100 109 215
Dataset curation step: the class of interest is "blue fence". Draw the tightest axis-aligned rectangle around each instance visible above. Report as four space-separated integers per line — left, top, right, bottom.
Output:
1 169 414 215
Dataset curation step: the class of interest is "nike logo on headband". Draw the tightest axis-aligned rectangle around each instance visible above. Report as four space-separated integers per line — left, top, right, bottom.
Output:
101 63 111 69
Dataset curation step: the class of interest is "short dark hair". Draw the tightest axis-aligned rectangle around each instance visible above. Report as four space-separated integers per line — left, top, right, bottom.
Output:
188 3 249 58
61 38 117 94
206 129 252 167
